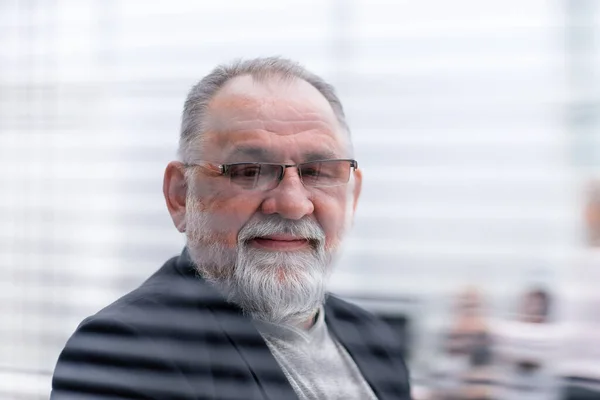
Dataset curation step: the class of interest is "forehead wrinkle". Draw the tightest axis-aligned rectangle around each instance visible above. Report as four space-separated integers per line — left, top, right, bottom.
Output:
202 78 351 157
220 131 341 161
233 124 334 138
206 112 339 141
209 107 336 136
203 125 349 164
207 87 339 132
256 98 332 121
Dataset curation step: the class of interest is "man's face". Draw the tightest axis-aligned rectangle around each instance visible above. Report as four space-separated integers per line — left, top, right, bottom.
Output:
165 75 362 325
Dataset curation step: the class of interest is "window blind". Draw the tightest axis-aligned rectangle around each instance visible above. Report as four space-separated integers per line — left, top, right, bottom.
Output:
1 0 597 397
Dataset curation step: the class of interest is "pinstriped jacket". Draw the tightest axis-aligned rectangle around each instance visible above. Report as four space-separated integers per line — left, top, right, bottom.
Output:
51 248 411 400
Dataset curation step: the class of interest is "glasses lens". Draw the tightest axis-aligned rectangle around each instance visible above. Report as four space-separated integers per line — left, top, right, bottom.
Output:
228 163 281 190
299 160 352 187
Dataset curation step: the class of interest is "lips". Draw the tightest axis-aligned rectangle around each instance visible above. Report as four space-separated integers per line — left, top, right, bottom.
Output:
259 234 305 241
249 235 311 251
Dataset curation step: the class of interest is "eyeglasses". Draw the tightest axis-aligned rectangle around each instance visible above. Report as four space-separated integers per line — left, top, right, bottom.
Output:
185 159 358 191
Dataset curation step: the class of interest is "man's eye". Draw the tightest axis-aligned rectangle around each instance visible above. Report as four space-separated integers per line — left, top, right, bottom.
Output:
230 165 261 179
302 168 320 177
243 168 260 177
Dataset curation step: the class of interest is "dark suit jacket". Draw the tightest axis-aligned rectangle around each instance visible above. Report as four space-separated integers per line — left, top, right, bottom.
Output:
51 249 411 400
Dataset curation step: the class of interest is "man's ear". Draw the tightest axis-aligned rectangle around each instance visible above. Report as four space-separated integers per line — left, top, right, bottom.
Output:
352 167 362 214
344 167 363 229
163 161 188 232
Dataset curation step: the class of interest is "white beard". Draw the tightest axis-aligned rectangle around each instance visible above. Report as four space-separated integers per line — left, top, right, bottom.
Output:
185 196 337 326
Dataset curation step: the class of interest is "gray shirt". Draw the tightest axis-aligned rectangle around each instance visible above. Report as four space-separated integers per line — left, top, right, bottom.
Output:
254 308 378 400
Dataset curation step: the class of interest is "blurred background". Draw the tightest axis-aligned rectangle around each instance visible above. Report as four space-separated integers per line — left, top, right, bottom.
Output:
1 0 599 399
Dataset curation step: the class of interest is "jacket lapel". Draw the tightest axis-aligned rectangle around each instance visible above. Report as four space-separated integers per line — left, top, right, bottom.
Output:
176 249 298 400
325 299 406 400
210 307 299 400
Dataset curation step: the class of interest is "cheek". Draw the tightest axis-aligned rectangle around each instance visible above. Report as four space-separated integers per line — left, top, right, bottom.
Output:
314 193 352 248
196 193 263 245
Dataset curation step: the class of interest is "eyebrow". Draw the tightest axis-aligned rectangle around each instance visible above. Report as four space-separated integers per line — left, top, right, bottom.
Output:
302 150 338 162
226 146 274 162
225 146 339 163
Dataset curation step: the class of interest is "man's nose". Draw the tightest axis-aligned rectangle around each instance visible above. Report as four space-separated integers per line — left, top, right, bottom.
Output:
259 167 314 220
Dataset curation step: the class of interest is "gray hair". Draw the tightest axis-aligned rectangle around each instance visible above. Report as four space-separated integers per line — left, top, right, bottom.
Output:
178 56 350 162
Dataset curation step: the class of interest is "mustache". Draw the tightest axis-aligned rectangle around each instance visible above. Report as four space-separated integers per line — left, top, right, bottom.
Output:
238 215 326 245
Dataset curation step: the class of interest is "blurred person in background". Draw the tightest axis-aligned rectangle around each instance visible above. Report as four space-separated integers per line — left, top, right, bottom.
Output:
429 287 494 400
493 287 560 400
520 289 551 324
560 178 600 400
50 57 411 400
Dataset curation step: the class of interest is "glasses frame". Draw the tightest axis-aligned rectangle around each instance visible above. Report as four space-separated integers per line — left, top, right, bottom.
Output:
184 159 358 190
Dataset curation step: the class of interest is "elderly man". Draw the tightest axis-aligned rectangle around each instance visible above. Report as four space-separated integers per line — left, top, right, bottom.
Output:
51 57 411 400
